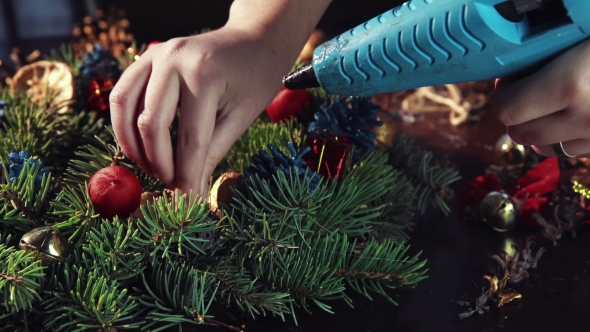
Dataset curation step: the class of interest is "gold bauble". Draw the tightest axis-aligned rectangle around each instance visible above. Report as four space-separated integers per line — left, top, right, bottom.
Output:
373 111 397 149
298 30 326 63
495 133 526 166
208 172 243 218
19 226 68 263
479 191 518 232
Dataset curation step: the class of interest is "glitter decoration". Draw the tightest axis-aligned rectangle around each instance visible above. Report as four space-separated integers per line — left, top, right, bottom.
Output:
244 142 320 191
572 179 590 200
303 134 353 180
308 97 382 164
1 151 50 190
78 44 122 81
85 76 118 113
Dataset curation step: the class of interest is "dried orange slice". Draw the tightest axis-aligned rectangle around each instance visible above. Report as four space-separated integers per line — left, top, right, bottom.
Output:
10 60 75 114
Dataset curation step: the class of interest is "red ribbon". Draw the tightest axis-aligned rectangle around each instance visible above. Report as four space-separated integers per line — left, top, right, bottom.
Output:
461 157 560 227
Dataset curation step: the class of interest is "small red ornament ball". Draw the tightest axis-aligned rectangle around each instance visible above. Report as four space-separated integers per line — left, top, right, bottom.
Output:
266 87 311 123
88 166 142 219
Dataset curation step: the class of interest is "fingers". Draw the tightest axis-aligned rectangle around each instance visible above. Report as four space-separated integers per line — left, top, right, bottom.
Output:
506 110 585 146
137 65 179 186
531 138 590 158
110 52 154 173
172 79 224 199
494 65 570 127
198 110 255 197
494 39 590 127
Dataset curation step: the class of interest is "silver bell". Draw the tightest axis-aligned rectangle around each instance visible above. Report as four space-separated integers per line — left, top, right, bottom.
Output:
480 191 518 232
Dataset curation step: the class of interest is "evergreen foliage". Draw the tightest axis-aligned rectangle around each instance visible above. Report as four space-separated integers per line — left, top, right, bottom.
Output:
0 42 458 331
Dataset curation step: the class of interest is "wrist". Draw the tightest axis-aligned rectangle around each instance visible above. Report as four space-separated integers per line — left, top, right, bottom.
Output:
225 0 332 64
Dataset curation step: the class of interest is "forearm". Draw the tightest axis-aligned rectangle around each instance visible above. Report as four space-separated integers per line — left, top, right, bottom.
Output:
226 0 333 68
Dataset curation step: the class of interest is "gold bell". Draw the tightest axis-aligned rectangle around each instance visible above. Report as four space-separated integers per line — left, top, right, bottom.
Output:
495 133 526 166
479 191 519 232
19 226 68 263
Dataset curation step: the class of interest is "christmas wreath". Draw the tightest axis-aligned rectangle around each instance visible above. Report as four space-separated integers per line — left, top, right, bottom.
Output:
0 16 460 332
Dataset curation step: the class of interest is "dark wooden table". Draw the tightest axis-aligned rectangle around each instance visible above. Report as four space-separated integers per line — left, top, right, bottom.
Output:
237 106 590 332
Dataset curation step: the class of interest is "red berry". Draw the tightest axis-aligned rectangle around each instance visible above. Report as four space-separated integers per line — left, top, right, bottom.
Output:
88 166 142 219
266 87 312 123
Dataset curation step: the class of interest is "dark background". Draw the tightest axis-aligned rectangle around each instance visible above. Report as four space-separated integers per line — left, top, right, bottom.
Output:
0 0 406 62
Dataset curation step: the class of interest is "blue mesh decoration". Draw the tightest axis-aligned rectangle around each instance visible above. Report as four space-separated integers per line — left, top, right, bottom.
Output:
0 99 7 120
244 142 320 192
308 97 382 164
78 44 122 80
1 151 50 190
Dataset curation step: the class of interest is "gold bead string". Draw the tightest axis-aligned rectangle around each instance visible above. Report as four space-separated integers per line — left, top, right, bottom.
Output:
572 179 590 199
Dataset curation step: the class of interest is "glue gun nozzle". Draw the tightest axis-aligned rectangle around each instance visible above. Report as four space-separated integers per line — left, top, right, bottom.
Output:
282 61 320 90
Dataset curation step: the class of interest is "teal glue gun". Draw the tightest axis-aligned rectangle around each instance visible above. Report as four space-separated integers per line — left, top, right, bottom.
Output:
283 0 590 96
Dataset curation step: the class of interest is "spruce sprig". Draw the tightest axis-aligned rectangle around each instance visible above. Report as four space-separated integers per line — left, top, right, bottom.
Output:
0 160 51 231
42 265 141 331
135 191 217 258
340 239 427 304
82 217 146 284
0 243 45 315
45 44 81 75
139 261 217 331
389 136 461 215
224 118 306 173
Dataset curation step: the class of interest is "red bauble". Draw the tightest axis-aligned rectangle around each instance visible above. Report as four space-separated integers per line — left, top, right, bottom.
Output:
266 87 311 123
303 134 353 180
88 166 142 219
85 77 118 113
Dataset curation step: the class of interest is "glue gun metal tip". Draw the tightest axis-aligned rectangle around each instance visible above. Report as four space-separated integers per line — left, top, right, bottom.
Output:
282 61 320 90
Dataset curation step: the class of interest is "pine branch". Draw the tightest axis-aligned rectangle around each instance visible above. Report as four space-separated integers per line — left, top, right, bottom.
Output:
369 172 415 243
208 262 290 319
223 119 306 173
135 191 218 258
0 161 52 231
388 136 461 215
0 243 45 314
44 44 81 75
339 238 427 304
63 127 162 193
309 152 399 237
251 234 354 316
49 185 101 245
43 265 141 331
81 217 146 284
138 261 219 331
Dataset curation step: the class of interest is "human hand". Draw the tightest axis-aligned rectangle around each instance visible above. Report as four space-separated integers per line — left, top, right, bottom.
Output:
109 27 300 199
494 38 590 159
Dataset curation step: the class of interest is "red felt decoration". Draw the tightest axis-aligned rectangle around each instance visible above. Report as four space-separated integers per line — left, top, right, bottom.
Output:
266 87 311 123
89 166 142 219
303 134 352 180
85 76 118 113
461 157 560 227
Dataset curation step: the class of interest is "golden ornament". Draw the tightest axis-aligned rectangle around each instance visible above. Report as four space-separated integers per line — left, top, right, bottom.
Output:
19 226 68 263
373 111 397 149
208 172 243 218
494 133 526 166
10 60 75 114
298 30 326 63
479 191 519 232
